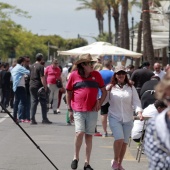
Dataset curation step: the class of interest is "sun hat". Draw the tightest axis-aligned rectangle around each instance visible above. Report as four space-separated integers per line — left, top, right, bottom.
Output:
115 65 126 73
75 53 97 65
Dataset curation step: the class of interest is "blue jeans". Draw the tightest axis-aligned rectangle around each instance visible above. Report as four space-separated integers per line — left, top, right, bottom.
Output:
18 93 30 120
13 86 27 120
30 87 47 121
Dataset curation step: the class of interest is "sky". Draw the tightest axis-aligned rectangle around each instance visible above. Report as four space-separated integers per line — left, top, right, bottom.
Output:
1 0 141 43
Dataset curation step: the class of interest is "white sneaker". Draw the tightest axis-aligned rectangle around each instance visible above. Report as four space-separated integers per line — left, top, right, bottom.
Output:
57 109 60 113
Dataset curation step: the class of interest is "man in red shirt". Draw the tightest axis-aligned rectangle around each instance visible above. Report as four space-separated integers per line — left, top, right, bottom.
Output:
66 54 107 170
45 59 63 114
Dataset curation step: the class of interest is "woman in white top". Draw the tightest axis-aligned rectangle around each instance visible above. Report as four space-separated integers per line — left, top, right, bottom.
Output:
107 65 143 170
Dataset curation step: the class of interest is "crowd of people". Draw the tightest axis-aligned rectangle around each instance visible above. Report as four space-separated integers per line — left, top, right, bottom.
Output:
0 53 170 170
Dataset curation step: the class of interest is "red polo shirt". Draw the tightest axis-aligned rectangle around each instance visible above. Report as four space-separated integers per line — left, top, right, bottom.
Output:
45 65 61 84
66 70 105 111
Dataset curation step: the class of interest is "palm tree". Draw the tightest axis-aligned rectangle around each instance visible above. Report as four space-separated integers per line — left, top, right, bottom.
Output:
119 0 129 49
76 0 107 35
110 0 121 45
0 2 30 20
131 0 163 67
142 0 154 67
105 0 112 43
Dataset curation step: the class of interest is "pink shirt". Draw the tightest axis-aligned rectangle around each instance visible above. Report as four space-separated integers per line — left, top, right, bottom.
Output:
45 65 61 84
66 70 105 111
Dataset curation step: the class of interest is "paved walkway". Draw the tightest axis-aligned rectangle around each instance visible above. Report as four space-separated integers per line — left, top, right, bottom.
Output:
0 101 148 170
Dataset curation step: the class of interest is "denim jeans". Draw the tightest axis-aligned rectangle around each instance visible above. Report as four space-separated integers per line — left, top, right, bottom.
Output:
30 87 47 121
13 86 27 120
18 93 30 120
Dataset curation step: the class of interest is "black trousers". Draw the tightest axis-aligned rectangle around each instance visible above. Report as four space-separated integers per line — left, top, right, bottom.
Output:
30 87 48 121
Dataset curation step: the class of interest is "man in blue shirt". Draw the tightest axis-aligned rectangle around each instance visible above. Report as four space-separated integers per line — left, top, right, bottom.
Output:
99 59 114 137
11 57 30 122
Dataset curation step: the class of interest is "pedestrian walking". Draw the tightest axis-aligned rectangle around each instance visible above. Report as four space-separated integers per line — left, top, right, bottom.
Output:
45 59 63 114
18 56 31 122
29 53 52 124
106 65 143 170
99 59 114 137
11 57 30 122
66 53 107 170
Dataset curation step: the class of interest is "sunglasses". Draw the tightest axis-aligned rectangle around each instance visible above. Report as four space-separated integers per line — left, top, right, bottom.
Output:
86 61 95 66
116 71 126 75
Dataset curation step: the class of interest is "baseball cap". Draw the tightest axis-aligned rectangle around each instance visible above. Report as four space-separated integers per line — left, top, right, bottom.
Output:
115 65 126 73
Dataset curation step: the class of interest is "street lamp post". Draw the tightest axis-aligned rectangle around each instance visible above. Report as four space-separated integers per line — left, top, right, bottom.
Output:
166 5 170 64
131 17 135 65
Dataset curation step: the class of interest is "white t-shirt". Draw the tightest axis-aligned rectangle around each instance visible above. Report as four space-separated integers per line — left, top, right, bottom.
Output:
18 75 25 87
131 104 158 139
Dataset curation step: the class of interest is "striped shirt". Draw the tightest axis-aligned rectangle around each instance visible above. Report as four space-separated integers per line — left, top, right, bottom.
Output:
66 70 104 111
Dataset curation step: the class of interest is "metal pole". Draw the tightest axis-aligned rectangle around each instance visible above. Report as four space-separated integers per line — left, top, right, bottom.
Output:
0 102 59 170
131 17 134 65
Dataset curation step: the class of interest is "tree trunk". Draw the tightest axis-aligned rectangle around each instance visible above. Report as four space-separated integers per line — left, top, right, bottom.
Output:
119 0 129 49
107 4 112 43
97 19 101 35
162 47 168 67
142 0 154 69
136 14 142 53
96 11 102 35
119 10 124 48
143 40 147 61
135 13 143 68
112 7 119 45
101 19 104 35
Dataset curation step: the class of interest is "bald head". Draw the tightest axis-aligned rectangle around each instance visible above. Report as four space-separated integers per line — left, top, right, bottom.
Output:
154 63 161 73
